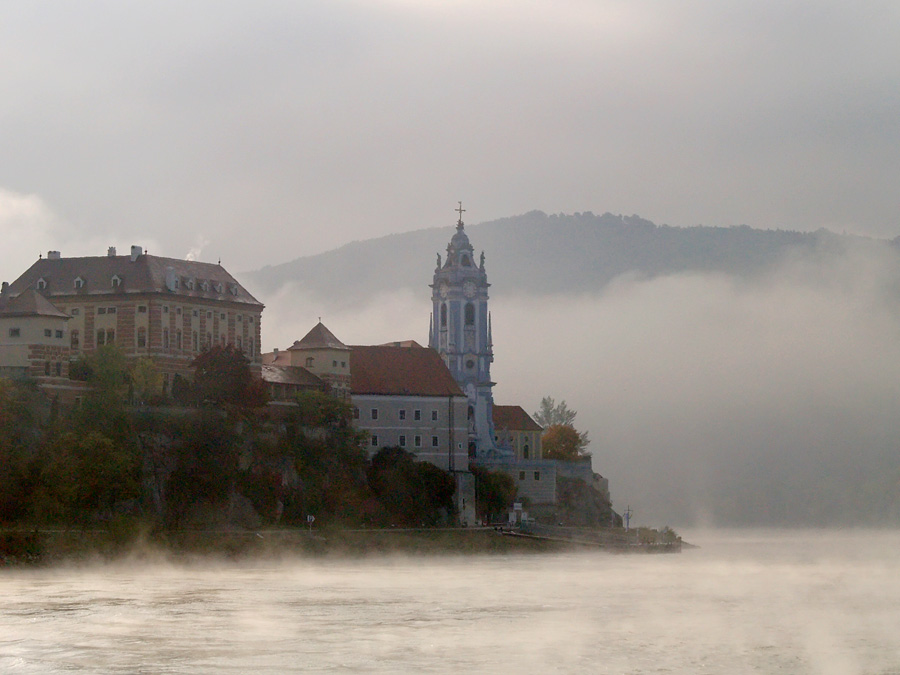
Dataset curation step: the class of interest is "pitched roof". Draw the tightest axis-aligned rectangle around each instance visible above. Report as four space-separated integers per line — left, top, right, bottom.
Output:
261 364 325 388
261 350 292 366
6 253 262 306
0 289 70 319
492 405 543 432
349 345 463 397
288 321 349 351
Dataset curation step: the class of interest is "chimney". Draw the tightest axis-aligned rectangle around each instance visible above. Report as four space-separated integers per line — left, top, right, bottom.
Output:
273 347 279 357
107 246 117 257
130 245 142 261
47 251 61 260
1 281 8 296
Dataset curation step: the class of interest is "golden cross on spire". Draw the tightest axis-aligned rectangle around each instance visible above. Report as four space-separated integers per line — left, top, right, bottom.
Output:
456 201 465 227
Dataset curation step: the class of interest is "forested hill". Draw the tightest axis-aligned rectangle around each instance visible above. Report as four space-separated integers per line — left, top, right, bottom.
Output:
244 211 894 305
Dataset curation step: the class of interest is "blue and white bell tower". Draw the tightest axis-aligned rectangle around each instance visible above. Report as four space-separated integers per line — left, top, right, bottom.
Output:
429 203 500 460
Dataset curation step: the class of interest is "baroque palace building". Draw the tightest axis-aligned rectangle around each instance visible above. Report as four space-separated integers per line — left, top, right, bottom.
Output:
3 245 263 392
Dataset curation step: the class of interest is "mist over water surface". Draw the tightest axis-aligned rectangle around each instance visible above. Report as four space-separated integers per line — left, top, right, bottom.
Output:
2 530 899 674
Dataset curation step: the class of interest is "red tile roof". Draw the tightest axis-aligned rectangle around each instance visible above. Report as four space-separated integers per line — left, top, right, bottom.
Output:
492 405 543 432
349 345 463 397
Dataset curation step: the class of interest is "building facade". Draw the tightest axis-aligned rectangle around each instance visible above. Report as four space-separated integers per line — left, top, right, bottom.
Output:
0 288 71 380
4 246 263 392
492 405 543 461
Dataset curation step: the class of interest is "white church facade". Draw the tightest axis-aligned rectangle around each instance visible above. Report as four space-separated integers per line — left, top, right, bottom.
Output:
429 206 558 504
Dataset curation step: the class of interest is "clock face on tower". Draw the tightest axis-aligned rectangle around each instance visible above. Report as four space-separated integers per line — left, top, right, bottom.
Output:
463 281 476 298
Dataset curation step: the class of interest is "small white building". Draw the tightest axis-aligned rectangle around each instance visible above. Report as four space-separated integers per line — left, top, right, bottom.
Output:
0 287 71 381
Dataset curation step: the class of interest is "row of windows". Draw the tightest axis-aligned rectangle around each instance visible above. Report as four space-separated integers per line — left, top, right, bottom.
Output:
63 305 254 324
36 275 241 296
360 408 440 421
7 328 63 339
303 356 346 369
71 327 254 357
370 435 441 448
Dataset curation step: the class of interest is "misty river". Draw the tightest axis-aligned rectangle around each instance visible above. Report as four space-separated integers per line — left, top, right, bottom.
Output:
2 530 899 674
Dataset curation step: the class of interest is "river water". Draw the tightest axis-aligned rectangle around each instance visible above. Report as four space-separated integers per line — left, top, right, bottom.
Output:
1 529 899 674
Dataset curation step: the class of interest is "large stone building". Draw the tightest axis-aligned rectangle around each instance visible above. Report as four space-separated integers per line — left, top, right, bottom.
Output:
3 246 263 392
262 326 476 523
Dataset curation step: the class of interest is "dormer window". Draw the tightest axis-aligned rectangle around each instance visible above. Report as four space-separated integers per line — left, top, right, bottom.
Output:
200 281 209 292
74 277 85 289
229 284 238 296
36 278 47 290
215 282 223 294
186 278 195 290
111 275 122 288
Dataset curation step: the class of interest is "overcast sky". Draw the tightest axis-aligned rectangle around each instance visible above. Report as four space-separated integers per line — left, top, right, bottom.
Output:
2 0 899 277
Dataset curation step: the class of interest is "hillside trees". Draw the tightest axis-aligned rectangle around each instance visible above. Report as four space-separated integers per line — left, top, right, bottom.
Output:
470 464 517 522
367 447 456 526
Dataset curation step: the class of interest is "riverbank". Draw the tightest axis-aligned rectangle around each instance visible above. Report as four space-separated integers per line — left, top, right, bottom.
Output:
1 527 574 566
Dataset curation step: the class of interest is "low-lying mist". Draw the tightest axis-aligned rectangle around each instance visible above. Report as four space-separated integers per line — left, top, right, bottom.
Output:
258 240 900 527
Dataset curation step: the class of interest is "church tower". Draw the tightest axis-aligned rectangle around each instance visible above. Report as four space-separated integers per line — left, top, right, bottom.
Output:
429 204 498 459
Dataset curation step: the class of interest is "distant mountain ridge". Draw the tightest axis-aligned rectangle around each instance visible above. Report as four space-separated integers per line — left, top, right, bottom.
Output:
244 211 896 305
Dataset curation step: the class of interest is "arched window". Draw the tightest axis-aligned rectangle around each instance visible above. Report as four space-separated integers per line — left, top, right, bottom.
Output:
523 444 530 459
137 327 147 348
464 303 475 326
440 303 447 328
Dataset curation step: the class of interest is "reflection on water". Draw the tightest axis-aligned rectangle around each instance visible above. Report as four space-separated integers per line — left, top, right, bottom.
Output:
2 530 900 674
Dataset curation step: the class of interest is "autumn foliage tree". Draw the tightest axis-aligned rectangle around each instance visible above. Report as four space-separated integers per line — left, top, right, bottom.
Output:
541 424 591 461
535 396 591 461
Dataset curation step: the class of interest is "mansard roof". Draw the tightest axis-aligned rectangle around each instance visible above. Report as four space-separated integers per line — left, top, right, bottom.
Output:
6 252 262 306
289 321 349 351
492 405 543 432
349 345 464 397
0 289 70 320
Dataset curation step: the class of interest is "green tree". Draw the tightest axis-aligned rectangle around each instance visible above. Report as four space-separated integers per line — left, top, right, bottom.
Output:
72 344 132 442
470 464 517 522
367 447 456 526
37 431 140 525
533 396 578 428
191 344 269 407
131 357 164 404
0 379 44 523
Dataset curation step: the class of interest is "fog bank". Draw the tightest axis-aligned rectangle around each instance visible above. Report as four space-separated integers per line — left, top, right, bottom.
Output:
261 241 900 526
